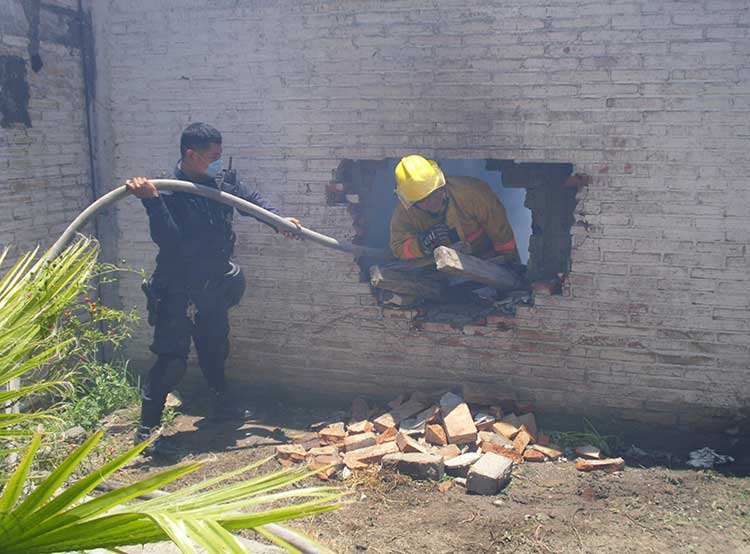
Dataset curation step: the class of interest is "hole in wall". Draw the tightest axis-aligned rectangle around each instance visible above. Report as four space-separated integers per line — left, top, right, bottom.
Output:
330 158 578 325
0 56 32 128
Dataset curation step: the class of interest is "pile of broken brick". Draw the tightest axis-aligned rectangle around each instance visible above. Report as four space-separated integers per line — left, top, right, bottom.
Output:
276 387 625 495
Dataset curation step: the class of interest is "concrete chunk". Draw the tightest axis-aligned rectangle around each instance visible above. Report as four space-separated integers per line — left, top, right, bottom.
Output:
444 452 482 477
382 453 444 481
466 452 513 495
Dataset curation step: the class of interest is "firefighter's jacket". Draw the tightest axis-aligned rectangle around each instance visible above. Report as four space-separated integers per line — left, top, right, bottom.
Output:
390 176 519 262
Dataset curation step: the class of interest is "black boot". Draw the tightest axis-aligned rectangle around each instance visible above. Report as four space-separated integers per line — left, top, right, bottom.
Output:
133 425 179 459
209 387 247 422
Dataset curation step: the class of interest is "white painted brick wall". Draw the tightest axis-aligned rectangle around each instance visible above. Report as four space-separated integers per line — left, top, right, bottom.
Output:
0 0 92 262
91 0 750 428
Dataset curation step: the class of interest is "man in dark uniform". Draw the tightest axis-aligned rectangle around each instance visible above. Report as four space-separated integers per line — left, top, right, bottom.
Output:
125 122 300 454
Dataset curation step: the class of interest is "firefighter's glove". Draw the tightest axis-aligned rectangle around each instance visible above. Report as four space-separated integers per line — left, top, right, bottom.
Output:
418 223 452 254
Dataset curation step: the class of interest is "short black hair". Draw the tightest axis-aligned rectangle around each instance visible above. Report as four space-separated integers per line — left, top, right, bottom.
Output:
180 122 222 156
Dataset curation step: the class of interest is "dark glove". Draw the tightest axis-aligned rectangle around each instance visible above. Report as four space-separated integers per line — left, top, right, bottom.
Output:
418 223 452 254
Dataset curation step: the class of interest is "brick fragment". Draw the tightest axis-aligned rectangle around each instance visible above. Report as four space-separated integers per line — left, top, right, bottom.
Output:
319 422 346 446
575 457 625 472
479 430 514 448
396 431 430 454
276 444 306 462
492 421 519 439
523 449 546 462
374 398 425 432
376 426 398 444
531 444 563 460
291 432 320 450
479 442 523 464
344 432 377 452
513 425 533 454
343 441 399 468
441 399 478 445
425 423 448 446
308 454 344 480
347 420 374 435
307 445 339 457
474 412 496 431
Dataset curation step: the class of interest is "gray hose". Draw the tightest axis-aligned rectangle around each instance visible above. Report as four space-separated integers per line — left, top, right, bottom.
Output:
46 179 391 262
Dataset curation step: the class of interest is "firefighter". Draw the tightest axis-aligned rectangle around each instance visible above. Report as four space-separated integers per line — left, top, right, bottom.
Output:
390 155 519 263
125 122 300 456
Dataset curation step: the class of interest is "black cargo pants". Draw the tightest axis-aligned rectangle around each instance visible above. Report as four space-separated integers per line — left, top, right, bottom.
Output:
140 263 246 428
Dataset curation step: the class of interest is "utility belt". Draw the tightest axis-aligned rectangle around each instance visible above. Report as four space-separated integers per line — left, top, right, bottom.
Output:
142 261 246 326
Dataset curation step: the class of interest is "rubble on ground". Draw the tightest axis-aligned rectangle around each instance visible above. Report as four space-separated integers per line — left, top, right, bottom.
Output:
275 386 626 494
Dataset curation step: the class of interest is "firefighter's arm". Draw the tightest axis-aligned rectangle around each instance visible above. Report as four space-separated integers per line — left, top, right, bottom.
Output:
473 182 519 260
390 208 426 260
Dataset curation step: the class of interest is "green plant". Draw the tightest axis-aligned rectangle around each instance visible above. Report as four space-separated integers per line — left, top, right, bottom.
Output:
62 361 140 430
161 405 179 427
0 239 99 443
549 419 620 456
1 432 343 554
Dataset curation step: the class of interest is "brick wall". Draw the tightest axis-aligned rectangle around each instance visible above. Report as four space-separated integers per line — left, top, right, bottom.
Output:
0 0 93 263
92 0 750 429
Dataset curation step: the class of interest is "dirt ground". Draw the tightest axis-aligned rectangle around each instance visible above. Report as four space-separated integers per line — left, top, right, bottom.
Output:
108 394 750 554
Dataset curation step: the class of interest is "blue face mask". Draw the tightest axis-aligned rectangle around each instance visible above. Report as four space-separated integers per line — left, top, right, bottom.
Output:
205 158 222 179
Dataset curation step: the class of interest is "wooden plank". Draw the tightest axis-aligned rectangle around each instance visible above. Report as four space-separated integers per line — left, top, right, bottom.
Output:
382 256 436 272
433 246 523 290
370 265 445 299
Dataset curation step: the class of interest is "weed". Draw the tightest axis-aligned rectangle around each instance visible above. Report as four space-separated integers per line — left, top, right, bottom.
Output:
160 406 179 427
62 361 140 430
548 418 621 455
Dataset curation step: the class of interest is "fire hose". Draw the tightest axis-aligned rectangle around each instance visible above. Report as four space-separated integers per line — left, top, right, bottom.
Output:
47 178 391 262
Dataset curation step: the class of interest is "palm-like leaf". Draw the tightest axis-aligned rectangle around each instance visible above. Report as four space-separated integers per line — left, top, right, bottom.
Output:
0 239 98 437
0 240 344 553
0 432 344 554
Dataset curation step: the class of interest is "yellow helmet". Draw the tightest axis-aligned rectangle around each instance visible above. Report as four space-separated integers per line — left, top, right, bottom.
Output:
394 155 446 208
